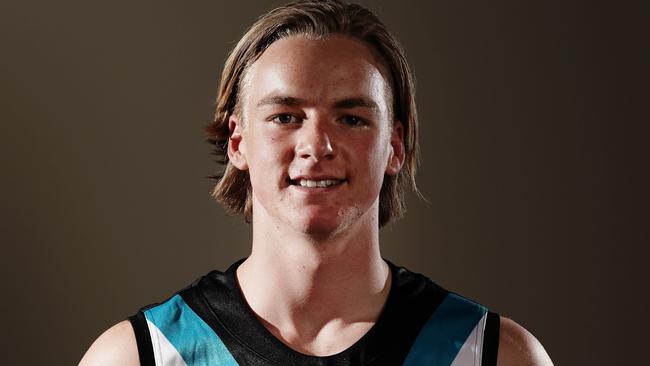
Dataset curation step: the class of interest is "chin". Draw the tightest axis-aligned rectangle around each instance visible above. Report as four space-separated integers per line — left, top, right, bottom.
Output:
295 217 342 238
290 207 363 239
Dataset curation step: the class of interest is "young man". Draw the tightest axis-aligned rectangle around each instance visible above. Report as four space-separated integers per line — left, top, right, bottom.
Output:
80 1 552 365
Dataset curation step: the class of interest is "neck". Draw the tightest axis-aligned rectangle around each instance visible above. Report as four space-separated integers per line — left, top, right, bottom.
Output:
235 205 391 355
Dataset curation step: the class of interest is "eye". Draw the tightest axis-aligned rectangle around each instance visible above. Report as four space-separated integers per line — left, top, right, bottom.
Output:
271 114 300 124
341 115 366 127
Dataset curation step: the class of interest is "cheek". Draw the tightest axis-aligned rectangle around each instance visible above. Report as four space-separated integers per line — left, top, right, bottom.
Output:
352 135 390 182
246 132 292 181
365 130 391 163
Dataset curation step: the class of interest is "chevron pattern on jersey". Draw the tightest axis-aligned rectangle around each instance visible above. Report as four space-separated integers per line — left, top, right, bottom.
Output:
144 294 238 366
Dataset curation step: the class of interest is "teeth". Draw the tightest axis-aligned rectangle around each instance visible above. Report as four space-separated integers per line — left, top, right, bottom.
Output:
299 179 342 188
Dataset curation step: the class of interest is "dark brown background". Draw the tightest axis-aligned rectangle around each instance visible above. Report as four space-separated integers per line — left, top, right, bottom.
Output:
1 0 647 364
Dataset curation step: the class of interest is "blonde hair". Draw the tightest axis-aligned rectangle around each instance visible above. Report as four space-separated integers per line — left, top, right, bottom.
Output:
206 0 419 227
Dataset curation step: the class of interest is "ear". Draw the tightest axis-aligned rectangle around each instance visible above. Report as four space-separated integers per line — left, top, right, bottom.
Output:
385 121 405 176
227 114 248 170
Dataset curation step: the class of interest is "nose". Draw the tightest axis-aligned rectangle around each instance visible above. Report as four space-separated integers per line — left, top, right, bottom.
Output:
295 119 335 161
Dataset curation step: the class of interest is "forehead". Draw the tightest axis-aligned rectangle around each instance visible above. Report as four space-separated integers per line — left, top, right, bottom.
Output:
240 35 392 112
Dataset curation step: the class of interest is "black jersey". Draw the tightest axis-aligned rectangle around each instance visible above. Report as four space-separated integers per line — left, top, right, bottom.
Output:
129 259 500 365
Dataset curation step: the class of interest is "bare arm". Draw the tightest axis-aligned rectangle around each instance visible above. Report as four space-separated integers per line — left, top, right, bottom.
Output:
78 320 140 366
497 316 553 366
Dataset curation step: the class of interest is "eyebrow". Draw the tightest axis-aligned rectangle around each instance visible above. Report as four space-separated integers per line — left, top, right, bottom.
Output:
256 95 303 108
333 97 379 111
256 95 379 111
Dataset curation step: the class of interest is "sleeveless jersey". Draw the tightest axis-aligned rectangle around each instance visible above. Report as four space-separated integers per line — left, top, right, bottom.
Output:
129 259 500 365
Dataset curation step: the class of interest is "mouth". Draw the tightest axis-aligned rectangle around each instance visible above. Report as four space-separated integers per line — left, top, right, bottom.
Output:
287 177 347 188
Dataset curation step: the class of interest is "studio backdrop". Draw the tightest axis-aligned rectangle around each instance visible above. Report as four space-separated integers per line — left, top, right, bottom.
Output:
0 1 646 365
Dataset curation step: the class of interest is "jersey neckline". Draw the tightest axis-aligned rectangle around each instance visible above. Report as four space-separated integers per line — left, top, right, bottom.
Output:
195 257 444 365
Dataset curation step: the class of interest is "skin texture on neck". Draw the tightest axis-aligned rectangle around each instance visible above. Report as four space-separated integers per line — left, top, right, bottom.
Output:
236 195 392 356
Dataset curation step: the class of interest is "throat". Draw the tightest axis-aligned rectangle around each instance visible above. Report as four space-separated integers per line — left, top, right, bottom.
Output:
235 254 393 356
265 317 378 357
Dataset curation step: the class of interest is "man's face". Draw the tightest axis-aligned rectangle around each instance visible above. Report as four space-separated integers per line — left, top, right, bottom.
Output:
229 35 403 237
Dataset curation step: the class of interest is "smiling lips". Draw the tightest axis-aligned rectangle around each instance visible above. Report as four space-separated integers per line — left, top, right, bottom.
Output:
298 179 344 188
288 177 346 188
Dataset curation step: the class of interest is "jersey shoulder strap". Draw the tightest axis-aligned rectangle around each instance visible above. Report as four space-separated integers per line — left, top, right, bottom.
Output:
402 291 500 366
128 290 239 366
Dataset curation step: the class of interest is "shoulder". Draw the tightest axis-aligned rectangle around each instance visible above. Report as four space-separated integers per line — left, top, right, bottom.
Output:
78 320 140 366
497 316 553 366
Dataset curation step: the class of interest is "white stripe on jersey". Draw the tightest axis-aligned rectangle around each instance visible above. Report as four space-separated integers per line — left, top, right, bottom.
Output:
451 312 488 366
146 318 189 366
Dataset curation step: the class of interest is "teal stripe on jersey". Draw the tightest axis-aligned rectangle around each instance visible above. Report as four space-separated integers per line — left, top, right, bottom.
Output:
144 294 238 366
403 293 487 366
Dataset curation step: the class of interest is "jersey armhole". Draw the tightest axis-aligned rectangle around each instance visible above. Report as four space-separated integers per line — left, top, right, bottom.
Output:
481 311 500 366
128 311 156 366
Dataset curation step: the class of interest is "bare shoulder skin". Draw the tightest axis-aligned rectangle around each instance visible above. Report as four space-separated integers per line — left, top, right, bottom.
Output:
498 316 553 366
78 320 139 366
